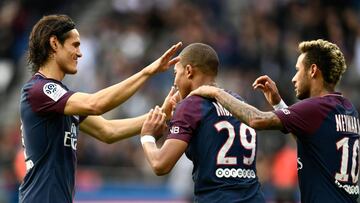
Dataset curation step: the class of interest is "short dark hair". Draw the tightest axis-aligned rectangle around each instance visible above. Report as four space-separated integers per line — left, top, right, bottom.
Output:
179 43 219 76
27 14 76 73
299 39 346 85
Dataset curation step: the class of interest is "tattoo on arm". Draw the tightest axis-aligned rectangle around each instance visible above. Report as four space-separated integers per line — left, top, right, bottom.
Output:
215 90 283 130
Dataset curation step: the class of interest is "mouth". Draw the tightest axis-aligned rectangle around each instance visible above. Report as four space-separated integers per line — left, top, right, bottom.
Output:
292 87 297 94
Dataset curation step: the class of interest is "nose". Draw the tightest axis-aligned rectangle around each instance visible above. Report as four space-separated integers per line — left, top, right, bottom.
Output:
291 75 296 85
77 49 82 58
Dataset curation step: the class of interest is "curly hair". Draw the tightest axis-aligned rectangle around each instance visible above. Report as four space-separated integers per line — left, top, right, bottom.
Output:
27 14 76 73
299 39 346 85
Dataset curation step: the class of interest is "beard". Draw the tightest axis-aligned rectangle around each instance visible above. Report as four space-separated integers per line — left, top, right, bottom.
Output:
296 87 310 100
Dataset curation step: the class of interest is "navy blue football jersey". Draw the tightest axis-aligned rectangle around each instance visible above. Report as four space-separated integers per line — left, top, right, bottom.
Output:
19 73 84 203
274 93 360 203
168 93 265 203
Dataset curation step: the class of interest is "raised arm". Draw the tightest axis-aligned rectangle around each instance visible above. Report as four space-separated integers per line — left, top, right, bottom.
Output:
252 75 287 109
140 107 187 176
64 42 182 116
190 86 283 130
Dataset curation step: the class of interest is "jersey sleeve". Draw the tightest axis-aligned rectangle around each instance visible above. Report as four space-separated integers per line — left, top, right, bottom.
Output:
167 96 203 143
28 80 74 114
274 98 327 136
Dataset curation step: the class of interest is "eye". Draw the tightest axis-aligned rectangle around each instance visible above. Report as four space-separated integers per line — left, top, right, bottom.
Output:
73 42 80 48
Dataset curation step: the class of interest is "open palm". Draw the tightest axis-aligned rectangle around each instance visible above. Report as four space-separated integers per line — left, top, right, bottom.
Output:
145 42 182 75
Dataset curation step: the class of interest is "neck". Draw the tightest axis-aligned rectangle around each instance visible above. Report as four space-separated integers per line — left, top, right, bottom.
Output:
191 76 216 90
310 82 335 97
38 61 65 81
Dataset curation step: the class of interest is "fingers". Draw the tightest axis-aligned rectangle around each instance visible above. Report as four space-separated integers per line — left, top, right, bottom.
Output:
188 86 204 97
163 42 182 59
152 106 161 121
252 75 270 87
265 81 272 89
145 108 154 123
159 108 166 124
253 83 265 90
173 42 183 51
172 90 181 102
152 106 166 123
142 106 166 136
168 56 180 66
168 86 176 98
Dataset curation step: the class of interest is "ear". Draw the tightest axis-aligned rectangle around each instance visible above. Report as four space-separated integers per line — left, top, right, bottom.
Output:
309 64 321 78
49 35 59 52
185 64 195 79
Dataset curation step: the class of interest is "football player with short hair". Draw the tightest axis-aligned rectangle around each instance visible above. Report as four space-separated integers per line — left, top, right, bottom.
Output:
140 43 265 203
190 39 360 202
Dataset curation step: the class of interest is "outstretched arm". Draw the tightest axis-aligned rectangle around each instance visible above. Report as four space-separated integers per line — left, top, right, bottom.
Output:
64 42 182 116
140 107 187 175
79 85 182 144
79 114 147 144
190 86 283 130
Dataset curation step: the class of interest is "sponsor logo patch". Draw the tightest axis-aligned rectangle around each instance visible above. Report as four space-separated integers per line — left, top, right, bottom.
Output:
170 126 180 134
215 168 256 179
43 82 67 101
281 108 290 115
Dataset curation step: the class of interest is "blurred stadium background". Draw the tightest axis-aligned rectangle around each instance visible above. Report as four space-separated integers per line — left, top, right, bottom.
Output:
0 0 360 202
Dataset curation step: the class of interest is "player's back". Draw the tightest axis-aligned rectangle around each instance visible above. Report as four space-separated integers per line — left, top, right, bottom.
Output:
169 93 264 203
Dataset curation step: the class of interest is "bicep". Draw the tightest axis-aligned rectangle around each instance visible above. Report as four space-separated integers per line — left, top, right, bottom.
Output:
159 139 188 171
64 92 99 115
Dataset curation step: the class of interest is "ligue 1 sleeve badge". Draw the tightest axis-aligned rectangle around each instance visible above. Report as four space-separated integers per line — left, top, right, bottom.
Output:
43 82 67 101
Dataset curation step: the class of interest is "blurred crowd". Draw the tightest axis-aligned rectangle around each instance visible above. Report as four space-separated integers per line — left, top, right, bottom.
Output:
0 0 360 202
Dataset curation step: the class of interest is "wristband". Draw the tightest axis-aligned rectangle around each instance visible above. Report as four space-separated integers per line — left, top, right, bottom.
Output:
141 135 156 145
272 99 288 110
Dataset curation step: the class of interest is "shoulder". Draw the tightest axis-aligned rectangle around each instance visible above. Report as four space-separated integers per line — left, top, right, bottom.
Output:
290 97 325 111
176 95 207 110
273 97 328 135
290 96 339 115
28 77 70 102
274 97 328 123
172 95 208 120
22 75 74 114
225 89 244 102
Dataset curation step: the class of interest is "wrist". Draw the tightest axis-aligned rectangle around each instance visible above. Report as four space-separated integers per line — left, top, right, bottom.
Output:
140 135 156 145
272 99 288 110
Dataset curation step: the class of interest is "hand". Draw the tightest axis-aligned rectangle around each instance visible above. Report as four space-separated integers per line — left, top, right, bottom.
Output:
143 42 182 75
252 75 282 106
161 86 181 120
141 106 167 140
189 85 219 99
